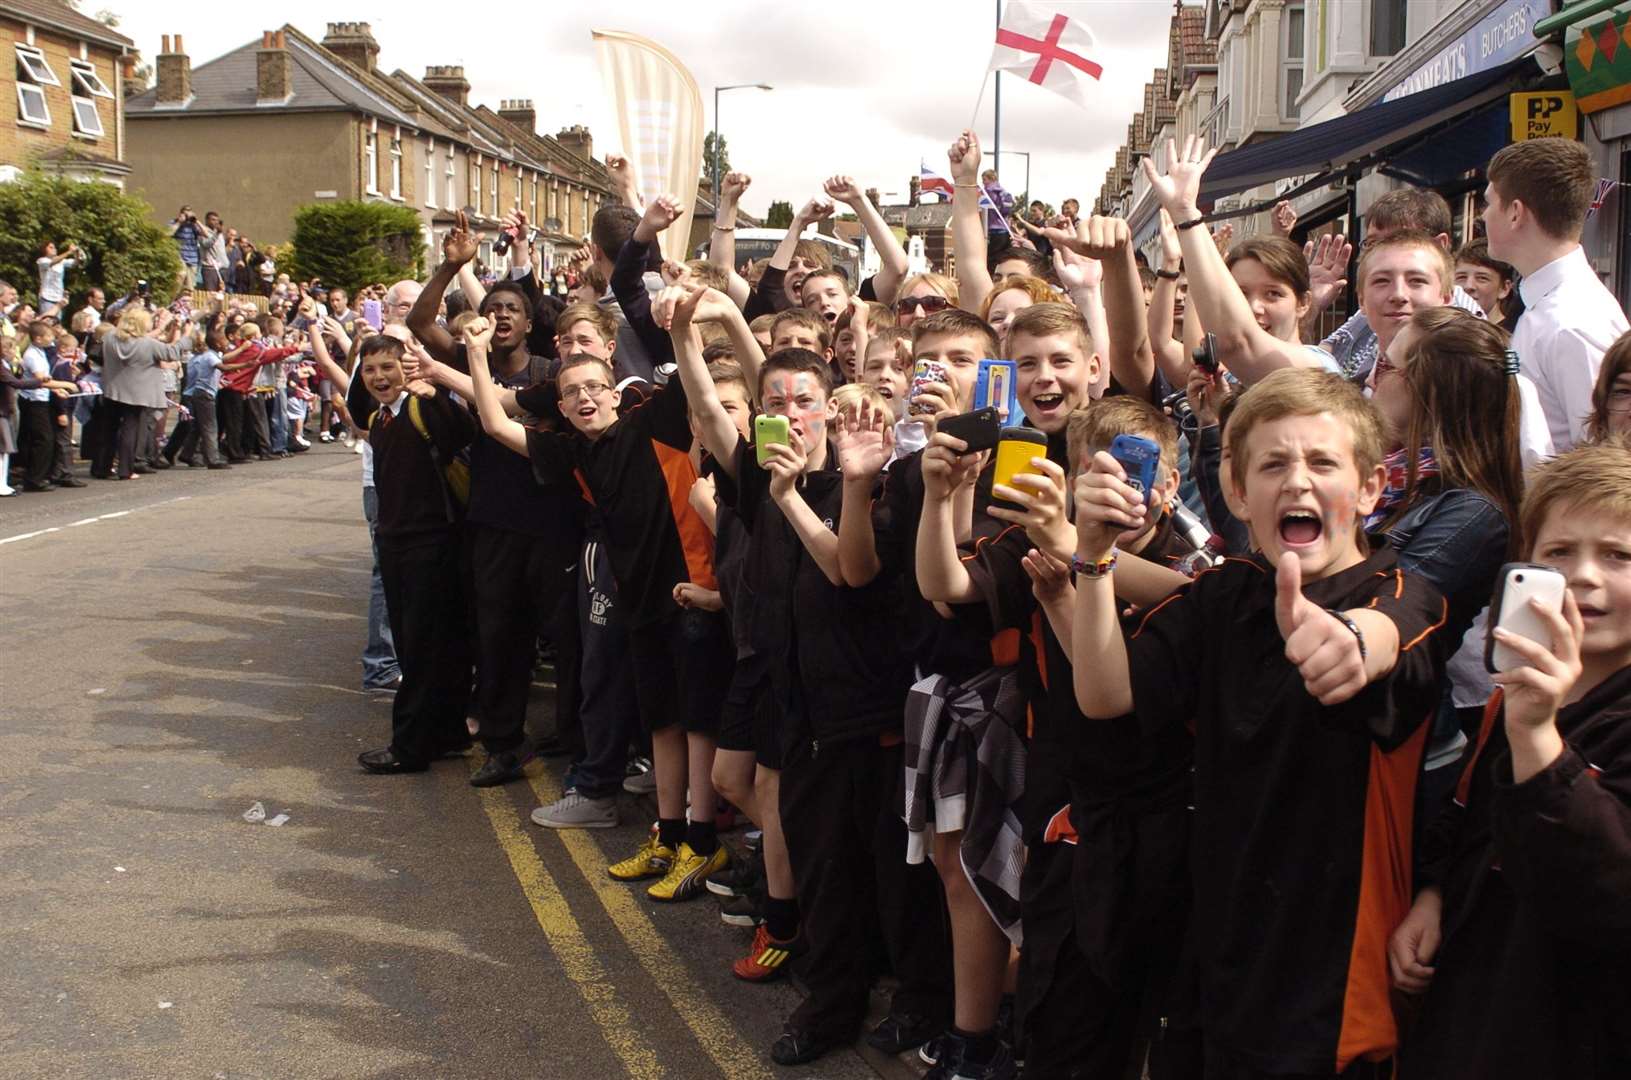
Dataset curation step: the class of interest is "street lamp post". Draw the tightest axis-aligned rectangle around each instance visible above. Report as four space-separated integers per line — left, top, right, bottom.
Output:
999 150 1031 206
712 83 773 220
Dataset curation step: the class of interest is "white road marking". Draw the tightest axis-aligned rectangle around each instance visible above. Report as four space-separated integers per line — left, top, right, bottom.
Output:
0 496 191 547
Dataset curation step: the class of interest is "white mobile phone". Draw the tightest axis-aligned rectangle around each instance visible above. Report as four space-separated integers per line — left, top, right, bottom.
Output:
1485 563 1568 674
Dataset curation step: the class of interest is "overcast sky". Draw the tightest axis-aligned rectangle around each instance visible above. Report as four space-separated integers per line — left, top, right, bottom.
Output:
109 1 1175 215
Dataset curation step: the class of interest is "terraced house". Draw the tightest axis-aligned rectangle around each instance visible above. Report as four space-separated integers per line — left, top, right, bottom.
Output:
123 21 614 271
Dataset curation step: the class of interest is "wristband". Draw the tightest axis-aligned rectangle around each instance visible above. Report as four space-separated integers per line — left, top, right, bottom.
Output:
954 183 982 190
1325 608 1367 661
1071 551 1118 579
1175 216 1207 231
1155 268 1181 281
713 225 735 233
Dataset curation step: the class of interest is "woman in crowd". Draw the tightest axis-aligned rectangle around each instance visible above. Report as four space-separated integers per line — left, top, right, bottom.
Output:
1586 329 1631 443
894 272 959 330
97 307 183 481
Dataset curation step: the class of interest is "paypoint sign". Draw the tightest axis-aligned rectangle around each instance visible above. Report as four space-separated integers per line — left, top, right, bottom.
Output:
1510 91 1579 140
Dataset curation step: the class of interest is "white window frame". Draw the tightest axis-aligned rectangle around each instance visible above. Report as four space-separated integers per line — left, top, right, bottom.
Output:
446 144 457 209
473 153 482 213
514 169 523 211
424 137 436 208
1282 4 1306 122
530 173 538 219
16 44 60 87
365 118 380 195
69 59 113 98
390 125 403 200
490 161 500 218
16 83 50 128
70 95 103 138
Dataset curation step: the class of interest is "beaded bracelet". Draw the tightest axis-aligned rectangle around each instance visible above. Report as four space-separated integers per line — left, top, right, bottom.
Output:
1071 551 1118 579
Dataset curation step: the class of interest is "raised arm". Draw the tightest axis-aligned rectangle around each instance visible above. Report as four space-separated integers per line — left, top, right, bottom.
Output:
709 171 753 308
605 153 642 213
1300 232 1353 340
308 324 349 390
664 285 744 478
763 439 843 586
833 398 893 587
1054 244 1112 396
1047 216 1156 397
460 317 529 457
1144 138 1325 385
915 433 986 604
947 130 994 314
1070 453 1144 717
824 176 909 305
1148 209 1191 387
407 210 477 364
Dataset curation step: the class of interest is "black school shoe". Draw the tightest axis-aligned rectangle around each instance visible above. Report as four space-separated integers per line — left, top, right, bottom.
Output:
867 1011 941 1055
770 1028 840 1067
358 747 428 774
469 747 535 787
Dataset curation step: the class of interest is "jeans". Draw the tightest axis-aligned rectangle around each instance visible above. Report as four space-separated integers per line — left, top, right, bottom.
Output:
270 387 289 453
177 392 223 465
361 486 401 689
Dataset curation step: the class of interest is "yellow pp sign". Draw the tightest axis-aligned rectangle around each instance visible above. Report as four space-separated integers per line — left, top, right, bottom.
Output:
1510 91 1578 140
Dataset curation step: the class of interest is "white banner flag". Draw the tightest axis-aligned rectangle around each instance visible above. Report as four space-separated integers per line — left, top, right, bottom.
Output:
592 30 705 264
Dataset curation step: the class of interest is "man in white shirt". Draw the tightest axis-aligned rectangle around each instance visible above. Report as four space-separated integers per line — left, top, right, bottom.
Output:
1485 137 1629 453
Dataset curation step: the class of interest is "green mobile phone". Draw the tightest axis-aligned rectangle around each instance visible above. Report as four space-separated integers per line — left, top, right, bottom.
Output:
754 414 790 466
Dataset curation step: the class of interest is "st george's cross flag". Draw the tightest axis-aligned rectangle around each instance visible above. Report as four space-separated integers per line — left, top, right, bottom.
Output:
989 1 1103 111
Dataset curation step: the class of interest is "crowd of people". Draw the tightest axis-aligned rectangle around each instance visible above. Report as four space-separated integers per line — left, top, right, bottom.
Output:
5 131 1629 1080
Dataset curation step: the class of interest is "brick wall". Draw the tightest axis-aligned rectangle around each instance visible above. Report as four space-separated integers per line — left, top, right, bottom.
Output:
2 17 124 173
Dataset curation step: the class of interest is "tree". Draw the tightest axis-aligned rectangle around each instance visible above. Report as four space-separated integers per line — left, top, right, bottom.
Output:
0 169 181 305
284 201 426 294
701 131 730 193
764 200 794 229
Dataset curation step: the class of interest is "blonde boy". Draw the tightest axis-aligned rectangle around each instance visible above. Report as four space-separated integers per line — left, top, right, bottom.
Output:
1072 368 1451 1076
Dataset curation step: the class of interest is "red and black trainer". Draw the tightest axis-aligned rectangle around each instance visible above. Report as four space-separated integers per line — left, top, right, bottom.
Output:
731 924 796 983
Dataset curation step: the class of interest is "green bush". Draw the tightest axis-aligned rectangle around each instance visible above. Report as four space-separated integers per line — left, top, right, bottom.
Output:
0 169 182 306
285 201 426 294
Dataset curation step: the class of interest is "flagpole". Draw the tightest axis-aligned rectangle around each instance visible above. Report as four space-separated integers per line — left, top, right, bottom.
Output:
970 71 992 132
993 0 1002 178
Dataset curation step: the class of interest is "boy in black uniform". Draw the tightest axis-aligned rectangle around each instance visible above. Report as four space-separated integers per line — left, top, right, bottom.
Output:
348 335 476 774
924 394 1204 1078
1072 368 1450 1078
1394 442 1631 1080
461 306 733 903
666 283 951 1068
405 220 582 789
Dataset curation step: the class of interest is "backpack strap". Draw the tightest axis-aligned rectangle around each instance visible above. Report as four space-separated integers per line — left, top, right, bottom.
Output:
405 395 459 524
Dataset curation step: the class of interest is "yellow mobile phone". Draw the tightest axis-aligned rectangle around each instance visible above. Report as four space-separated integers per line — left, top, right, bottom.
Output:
754 414 790 466
989 427 1049 508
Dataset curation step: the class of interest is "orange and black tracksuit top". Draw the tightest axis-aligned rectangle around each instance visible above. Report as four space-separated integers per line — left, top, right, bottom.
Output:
1125 549 1448 1074
518 378 714 630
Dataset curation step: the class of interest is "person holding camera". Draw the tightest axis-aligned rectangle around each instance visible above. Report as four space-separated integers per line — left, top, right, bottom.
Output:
168 206 204 291
36 240 81 319
198 212 228 293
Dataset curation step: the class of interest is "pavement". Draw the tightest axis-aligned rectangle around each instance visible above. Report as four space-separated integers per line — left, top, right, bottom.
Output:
0 445 918 1080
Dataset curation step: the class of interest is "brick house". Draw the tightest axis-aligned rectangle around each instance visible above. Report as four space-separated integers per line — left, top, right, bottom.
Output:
123 22 613 271
2 0 136 187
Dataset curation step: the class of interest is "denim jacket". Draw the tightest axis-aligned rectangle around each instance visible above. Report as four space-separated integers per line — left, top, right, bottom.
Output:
1383 487 1508 647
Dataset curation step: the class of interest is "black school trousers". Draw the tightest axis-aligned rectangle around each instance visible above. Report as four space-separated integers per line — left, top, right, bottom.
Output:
218 389 248 459
466 522 578 756
779 734 952 1042
379 534 473 765
18 399 55 487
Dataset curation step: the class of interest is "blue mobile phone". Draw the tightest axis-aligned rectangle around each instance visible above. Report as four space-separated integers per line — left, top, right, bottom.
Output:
1109 434 1161 505
974 359 1021 426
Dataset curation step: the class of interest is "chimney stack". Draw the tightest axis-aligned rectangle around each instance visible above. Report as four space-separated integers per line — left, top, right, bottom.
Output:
556 124 593 164
321 22 379 73
156 33 191 105
499 99 537 136
256 30 291 104
423 65 470 108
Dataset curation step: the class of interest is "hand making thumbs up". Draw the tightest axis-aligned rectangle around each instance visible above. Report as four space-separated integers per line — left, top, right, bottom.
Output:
1275 552 1370 705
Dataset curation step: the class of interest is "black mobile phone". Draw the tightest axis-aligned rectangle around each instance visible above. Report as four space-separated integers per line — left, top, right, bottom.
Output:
938 407 1000 453
1192 332 1219 375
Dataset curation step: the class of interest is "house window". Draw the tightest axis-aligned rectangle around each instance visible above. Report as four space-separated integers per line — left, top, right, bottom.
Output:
447 146 458 209
1283 4 1306 121
390 126 403 200
365 119 380 195
69 59 113 97
70 97 103 137
425 138 436 208
491 162 500 217
514 169 523 210
15 44 59 129
1370 0 1407 57
530 173 538 219
473 154 482 212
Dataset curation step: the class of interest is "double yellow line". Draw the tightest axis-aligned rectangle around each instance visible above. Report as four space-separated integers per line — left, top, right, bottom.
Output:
475 762 771 1080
